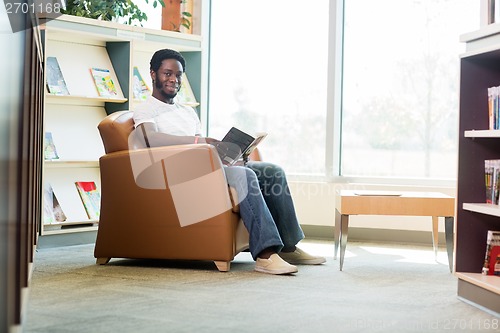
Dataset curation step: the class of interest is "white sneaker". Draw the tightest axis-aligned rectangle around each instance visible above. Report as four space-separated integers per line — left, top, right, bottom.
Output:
279 247 326 265
255 253 298 275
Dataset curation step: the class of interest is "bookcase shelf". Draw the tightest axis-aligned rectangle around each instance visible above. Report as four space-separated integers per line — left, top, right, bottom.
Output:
45 160 99 168
456 272 500 294
40 15 204 236
464 129 500 138
463 203 500 217
456 26 500 315
45 94 128 105
43 225 99 236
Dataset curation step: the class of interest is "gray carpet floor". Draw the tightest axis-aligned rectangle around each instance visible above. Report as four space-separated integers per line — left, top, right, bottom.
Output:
24 240 499 333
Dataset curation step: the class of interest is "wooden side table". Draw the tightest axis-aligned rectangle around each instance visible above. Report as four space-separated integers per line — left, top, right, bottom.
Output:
334 190 455 271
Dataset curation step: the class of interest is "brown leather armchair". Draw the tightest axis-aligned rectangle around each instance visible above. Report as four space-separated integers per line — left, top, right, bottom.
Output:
94 110 250 271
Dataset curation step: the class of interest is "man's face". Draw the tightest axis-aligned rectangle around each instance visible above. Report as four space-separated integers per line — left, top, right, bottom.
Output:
152 59 183 100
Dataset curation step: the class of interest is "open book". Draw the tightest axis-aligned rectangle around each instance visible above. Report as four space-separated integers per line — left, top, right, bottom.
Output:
215 127 267 166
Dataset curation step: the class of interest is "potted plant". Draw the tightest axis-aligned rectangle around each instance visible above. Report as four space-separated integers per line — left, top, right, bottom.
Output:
62 0 166 26
162 0 192 32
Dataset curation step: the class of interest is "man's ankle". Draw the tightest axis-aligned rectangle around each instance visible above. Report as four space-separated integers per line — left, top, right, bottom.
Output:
257 248 276 259
281 246 296 253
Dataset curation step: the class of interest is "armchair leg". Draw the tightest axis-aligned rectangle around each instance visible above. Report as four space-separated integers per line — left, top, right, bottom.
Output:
214 261 230 272
96 257 111 265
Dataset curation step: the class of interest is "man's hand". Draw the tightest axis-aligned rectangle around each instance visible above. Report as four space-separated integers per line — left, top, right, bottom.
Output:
204 137 220 145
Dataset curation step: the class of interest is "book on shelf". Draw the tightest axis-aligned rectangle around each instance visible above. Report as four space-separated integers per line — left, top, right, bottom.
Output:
491 246 500 276
487 85 500 130
482 230 500 275
75 181 101 220
484 159 500 204
132 66 150 100
90 67 118 97
46 56 69 95
43 184 67 224
175 73 199 107
44 132 59 160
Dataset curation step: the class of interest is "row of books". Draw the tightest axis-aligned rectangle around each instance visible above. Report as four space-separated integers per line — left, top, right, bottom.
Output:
46 56 198 105
483 230 500 276
485 159 500 204
487 85 500 130
44 182 101 224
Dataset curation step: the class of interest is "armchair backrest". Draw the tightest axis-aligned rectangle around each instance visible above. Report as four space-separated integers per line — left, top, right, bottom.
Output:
98 111 134 154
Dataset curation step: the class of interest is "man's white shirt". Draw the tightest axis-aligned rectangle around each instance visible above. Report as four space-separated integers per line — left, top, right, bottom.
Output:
133 96 202 136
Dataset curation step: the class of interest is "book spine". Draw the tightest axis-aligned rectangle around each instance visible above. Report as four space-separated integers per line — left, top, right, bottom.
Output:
485 160 493 204
497 86 500 129
488 87 494 130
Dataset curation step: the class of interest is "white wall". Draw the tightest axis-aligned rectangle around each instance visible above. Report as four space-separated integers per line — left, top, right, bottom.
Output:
290 181 456 233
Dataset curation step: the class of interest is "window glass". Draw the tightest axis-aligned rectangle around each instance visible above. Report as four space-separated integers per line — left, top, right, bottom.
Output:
209 0 329 175
341 0 479 179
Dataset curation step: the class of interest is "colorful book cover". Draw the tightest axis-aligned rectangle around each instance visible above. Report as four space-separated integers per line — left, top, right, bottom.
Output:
46 56 70 95
43 184 67 224
490 246 500 276
75 181 101 220
484 159 500 204
175 73 199 106
90 67 118 97
482 230 500 275
44 132 59 160
132 66 150 100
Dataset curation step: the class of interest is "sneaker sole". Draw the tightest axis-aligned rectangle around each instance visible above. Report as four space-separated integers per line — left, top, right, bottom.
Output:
284 258 326 265
254 266 298 275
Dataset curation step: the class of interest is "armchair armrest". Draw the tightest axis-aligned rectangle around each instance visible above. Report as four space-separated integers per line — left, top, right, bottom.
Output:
127 143 223 189
100 144 233 227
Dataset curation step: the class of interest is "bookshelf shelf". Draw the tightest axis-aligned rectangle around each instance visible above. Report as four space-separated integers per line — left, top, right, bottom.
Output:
464 129 500 138
456 26 500 314
43 225 99 236
455 272 500 294
45 94 128 105
463 203 500 217
45 160 99 168
41 15 203 236
44 219 98 228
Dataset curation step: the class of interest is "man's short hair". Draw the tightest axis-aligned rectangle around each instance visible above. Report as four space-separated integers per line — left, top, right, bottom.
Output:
150 49 186 72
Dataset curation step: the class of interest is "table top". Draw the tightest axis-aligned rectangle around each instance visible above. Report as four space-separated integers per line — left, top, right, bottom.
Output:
336 190 455 216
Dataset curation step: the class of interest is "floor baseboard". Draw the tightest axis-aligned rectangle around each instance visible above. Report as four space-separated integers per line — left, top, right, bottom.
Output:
302 225 447 246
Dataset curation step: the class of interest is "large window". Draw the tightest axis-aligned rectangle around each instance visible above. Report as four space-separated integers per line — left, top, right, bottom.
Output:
208 0 479 181
341 0 478 180
208 0 329 175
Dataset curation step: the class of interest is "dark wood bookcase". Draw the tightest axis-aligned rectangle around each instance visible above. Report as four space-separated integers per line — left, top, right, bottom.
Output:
456 25 500 315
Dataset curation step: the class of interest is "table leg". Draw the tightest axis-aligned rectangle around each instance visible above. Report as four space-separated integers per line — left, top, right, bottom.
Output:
431 216 438 259
445 216 454 273
339 214 349 271
334 209 341 260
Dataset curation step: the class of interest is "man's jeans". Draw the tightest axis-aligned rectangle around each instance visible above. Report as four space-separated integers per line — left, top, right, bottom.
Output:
224 162 304 260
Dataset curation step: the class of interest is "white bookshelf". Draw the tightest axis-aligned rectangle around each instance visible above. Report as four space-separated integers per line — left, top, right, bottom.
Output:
41 15 203 235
